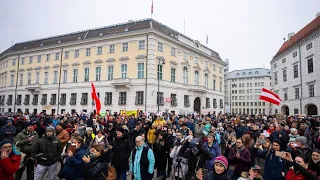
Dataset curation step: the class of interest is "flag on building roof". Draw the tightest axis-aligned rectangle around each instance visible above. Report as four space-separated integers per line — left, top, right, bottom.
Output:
151 0 154 14
259 88 281 105
91 82 101 115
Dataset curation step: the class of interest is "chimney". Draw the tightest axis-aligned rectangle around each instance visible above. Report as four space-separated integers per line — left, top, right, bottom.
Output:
287 32 295 40
316 12 320 18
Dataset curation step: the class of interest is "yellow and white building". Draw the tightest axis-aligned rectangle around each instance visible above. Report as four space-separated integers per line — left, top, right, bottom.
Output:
0 19 225 115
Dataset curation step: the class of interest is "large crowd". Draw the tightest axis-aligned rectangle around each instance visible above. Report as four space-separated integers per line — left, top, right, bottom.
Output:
0 111 319 180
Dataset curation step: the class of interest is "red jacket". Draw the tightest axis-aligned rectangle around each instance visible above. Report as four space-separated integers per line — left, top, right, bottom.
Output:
285 168 315 180
0 155 21 180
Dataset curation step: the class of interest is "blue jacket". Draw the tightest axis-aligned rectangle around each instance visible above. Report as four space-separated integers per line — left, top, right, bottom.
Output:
2 125 16 143
257 149 286 180
130 145 155 180
203 141 221 170
63 145 87 179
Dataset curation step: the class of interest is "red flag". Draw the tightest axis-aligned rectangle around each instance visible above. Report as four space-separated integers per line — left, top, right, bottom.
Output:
259 88 282 105
151 0 153 14
91 82 101 115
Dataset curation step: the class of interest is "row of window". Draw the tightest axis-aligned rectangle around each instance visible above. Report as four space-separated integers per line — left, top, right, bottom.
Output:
232 77 266 82
232 89 262 94
231 108 267 115
231 102 266 107
0 92 224 109
279 84 315 101
231 82 265 88
274 42 313 69
274 58 314 85
2 65 223 91
231 94 262 100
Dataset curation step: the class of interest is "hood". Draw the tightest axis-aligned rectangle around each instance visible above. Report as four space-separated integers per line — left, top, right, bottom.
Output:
43 133 56 140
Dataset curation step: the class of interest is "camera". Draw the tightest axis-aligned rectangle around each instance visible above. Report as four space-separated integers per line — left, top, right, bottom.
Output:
176 157 182 163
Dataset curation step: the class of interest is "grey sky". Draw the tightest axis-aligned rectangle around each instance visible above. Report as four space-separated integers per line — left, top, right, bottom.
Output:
0 0 319 71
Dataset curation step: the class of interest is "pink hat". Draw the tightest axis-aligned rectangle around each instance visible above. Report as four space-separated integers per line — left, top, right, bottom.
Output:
215 155 228 170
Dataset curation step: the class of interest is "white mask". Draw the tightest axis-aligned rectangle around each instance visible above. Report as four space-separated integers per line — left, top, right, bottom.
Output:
71 143 78 148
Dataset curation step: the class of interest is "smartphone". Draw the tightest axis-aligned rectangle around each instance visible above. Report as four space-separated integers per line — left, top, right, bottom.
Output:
68 145 76 154
275 151 285 157
202 169 208 177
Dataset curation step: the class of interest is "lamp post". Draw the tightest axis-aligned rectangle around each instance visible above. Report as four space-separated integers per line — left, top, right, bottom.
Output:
157 56 165 112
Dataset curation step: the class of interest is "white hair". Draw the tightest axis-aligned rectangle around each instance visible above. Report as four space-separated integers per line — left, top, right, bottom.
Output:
136 136 144 142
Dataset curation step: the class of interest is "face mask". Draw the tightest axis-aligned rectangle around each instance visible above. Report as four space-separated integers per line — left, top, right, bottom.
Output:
89 152 96 159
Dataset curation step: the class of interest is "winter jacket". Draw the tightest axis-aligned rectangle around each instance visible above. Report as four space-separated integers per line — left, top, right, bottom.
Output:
203 141 221 170
56 129 70 148
84 133 95 147
236 126 248 138
147 128 156 144
84 151 110 180
62 145 87 179
130 145 155 180
195 124 204 138
285 161 317 180
289 134 300 143
199 170 232 180
228 147 251 177
14 129 39 154
308 159 320 178
257 149 286 180
0 154 21 180
1 125 16 143
153 140 169 170
270 130 289 145
32 134 62 166
111 135 132 170
170 144 188 178
153 119 166 127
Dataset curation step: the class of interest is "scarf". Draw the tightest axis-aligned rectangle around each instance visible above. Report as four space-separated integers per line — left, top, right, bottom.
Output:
313 159 320 164
236 146 245 152
96 135 105 143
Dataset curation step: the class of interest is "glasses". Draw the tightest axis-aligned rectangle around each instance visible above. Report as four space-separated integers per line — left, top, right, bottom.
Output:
1 145 12 149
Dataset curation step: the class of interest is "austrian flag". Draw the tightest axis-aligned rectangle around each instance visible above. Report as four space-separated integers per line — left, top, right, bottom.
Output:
259 88 282 105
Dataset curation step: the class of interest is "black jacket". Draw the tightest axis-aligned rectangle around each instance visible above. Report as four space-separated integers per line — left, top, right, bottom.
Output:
33 134 63 166
84 152 110 180
111 135 132 170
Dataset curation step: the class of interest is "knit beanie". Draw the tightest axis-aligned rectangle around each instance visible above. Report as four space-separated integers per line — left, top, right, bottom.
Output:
46 126 55 133
86 127 93 132
296 136 307 146
117 127 125 134
215 155 228 170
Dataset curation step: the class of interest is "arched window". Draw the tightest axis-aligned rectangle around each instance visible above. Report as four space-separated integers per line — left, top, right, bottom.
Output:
183 67 188 84
236 73 240 76
204 73 208 88
255 71 259 74
249 72 252 75
194 70 199 85
242 72 246 75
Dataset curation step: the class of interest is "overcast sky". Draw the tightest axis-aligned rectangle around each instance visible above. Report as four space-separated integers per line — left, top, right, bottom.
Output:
1 0 319 71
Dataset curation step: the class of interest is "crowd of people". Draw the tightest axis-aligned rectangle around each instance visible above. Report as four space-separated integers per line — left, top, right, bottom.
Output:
0 111 319 180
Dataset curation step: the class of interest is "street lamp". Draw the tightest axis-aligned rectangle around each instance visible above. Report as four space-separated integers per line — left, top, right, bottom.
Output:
157 56 165 112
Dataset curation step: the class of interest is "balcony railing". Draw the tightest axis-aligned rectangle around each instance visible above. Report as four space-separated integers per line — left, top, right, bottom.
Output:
111 78 131 88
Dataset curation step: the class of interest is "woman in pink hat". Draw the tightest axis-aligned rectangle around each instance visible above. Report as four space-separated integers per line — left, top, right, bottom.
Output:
196 155 232 180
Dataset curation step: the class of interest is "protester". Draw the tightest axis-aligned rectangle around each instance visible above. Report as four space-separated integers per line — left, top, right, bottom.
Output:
130 136 155 180
89 130 109 151
196 155 231 180
2 120 16 143
33 127 62 180
83 145 110 180
14 122 39 180
56 123 70 148
0 140 21 180
62 136 87 180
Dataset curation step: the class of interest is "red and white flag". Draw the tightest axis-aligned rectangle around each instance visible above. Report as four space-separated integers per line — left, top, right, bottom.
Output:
259 88 282 105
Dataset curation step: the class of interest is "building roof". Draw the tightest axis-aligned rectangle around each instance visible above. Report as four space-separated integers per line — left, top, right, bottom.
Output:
226 68 271 79
0 18 222 62
273 15 320 59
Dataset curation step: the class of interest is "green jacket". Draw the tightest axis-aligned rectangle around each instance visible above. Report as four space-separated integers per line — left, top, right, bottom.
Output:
14 129 39 154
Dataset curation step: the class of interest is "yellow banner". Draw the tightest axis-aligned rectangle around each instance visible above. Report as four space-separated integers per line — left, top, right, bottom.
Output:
120 110 138 117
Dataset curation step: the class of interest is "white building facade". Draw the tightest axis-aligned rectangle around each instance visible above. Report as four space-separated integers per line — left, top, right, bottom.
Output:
225 68 272 115
0 19 225 115
270 15 320 116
